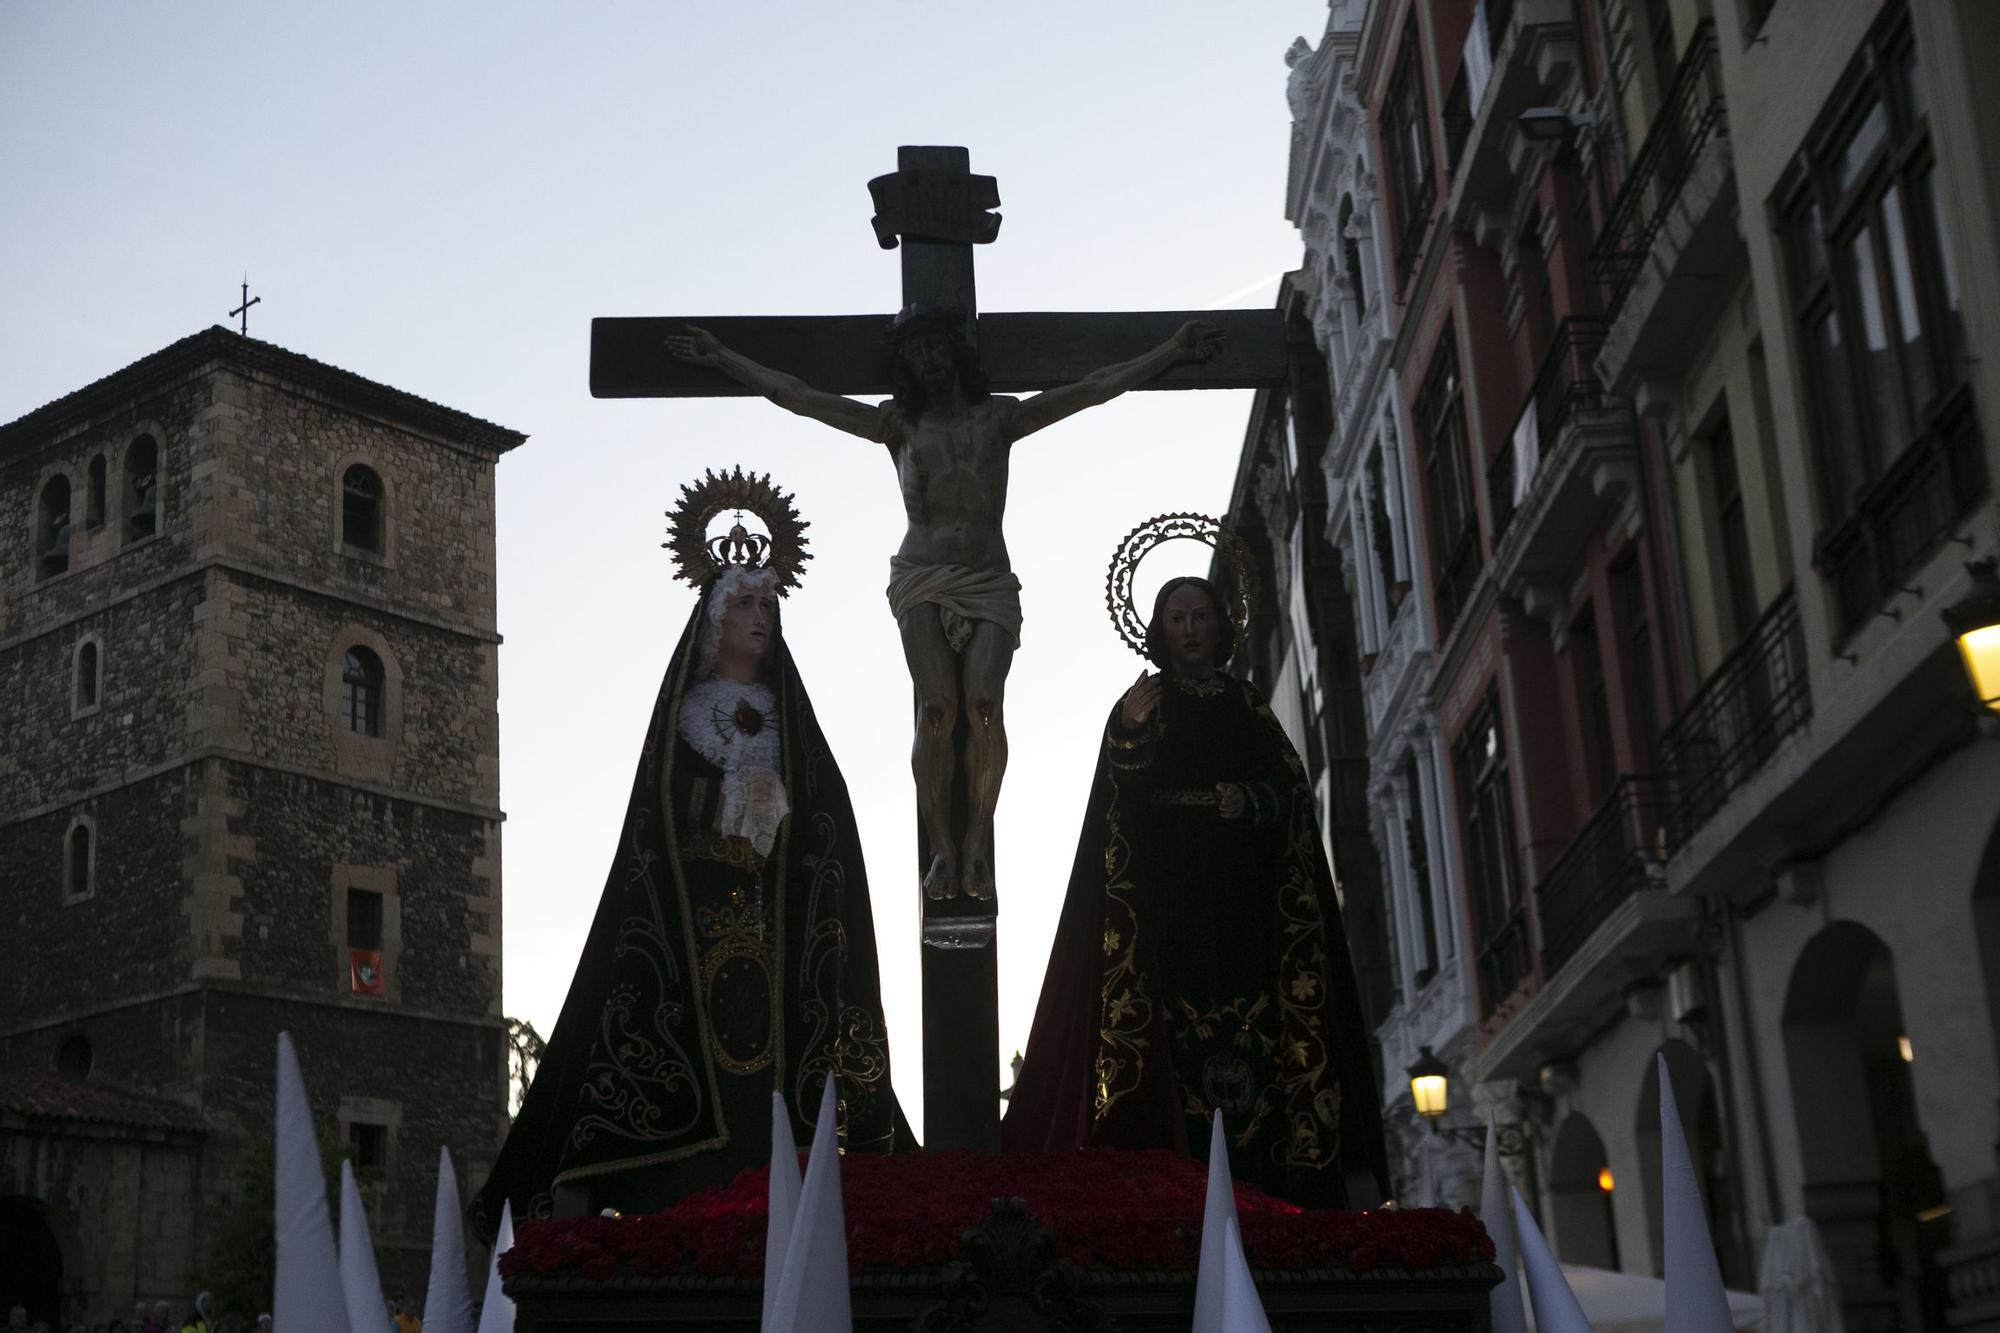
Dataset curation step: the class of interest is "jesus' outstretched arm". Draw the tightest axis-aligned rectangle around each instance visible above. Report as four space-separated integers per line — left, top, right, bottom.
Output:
665 326 894 443
1006 320 1225 442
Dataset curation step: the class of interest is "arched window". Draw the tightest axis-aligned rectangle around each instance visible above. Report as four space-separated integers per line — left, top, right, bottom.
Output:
342 647 385 736
86 454 107 529
64 821 93 899
75 640 100 711
55 1034 93 1080
342 464 385 554
125 434 158 542
36 476 71 579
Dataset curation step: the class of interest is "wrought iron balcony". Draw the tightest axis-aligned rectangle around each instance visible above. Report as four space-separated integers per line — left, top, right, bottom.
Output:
1588 19 1726 325
1658 586 1811 846
1816 385 1988 641
1488 317 1626 565
1476 902 1533 1020
1535 776 1662 980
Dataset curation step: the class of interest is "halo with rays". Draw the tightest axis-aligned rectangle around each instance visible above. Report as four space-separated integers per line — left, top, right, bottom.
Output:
662 466 811 594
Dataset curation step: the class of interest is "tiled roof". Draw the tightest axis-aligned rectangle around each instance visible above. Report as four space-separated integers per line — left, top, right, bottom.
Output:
0 1068 207 1134
0 325 528 457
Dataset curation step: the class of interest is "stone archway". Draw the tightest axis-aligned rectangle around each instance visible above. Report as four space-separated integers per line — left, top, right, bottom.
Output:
1547 1112 1620 1269
0 1195 64 1325
1782 922 1948 1332
1635 1039 1746 1286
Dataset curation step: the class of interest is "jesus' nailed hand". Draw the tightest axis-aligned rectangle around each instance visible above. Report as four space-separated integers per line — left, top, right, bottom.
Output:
664 311 1223 904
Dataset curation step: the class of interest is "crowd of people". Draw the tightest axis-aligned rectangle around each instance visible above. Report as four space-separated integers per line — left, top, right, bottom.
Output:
7 1292 424 1333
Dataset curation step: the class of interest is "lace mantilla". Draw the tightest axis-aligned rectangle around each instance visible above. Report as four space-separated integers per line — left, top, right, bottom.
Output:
677 675 787 855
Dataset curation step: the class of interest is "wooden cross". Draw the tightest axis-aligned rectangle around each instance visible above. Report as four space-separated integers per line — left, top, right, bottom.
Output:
590 146 1290 1152
229 277 261 336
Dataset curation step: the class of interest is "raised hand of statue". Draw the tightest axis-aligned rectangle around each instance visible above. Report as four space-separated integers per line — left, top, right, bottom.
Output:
1215 782 1248 821
1170 321 1226 364
1120 672 1163 729
664 325 725 368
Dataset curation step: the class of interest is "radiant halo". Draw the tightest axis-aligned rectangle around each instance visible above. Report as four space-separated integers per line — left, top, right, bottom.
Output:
663 466 812 594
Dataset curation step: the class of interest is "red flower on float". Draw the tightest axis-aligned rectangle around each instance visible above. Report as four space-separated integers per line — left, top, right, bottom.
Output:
499 1150 1493 1281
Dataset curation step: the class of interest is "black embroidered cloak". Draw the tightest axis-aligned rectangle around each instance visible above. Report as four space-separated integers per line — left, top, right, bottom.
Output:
472 587 910 1236
1002 672 1389 1209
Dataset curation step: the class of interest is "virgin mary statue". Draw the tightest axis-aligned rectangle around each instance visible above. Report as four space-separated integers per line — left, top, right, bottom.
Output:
474 469 910 1232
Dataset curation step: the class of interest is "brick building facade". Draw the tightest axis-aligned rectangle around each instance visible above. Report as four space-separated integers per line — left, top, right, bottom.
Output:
0 328 523 1323
1270 0 2000 1324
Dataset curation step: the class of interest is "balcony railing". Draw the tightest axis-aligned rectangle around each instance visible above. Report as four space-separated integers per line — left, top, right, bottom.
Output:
1588 18 1726 324
1535 776 1661 979
1490 317 1614 546
1659 585 1810 845
1477 902 1533 1019
1817 385 1988 640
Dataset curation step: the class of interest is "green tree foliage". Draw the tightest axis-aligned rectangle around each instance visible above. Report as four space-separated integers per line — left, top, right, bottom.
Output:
192 1122 345 1321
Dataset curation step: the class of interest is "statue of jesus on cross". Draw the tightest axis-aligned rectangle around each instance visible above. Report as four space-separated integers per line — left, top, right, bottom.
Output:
666 310 1221 903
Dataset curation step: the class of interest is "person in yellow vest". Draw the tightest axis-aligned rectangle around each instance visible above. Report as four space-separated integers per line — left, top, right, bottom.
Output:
389 1298 420 1333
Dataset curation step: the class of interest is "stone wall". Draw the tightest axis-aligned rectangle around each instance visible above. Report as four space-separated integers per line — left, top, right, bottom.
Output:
215 368 499 629
210 574 499 810
0 770 197 1025
0 577 205 816
0 372 216 641
0 1118 205 1323
222 761 500 1018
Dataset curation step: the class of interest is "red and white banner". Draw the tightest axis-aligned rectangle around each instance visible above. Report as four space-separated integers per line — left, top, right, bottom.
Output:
350 949 385 996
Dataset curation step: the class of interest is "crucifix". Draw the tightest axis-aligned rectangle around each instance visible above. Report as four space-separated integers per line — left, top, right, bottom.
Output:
229 277 261 336
592 146 1290 1151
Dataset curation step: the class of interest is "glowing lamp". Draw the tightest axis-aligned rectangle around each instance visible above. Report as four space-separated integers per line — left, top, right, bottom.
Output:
1598 1166 1615 1193
1943 559 2000 714
1407 1045 1451 1122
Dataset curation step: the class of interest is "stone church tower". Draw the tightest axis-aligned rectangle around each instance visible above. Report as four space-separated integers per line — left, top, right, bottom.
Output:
0 327 524 1321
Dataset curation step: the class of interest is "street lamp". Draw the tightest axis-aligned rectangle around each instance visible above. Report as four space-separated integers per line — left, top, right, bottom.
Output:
1943 558 2000 715
1517 107 1598 144
1405 1045 1526 1155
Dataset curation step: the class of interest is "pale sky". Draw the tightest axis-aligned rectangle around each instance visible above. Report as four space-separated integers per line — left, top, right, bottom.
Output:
2 2 1329 1140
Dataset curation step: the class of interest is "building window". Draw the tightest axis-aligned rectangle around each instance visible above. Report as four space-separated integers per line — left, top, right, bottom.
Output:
342 464 385 554
1405 756 1439 985
1571 609 1618 804
1778 6 1981 633
1339 195 1368 313
349 1121 388 1175
346 887 384 952
124 435 158 542
1416 332 1483 639
36 475 71 579
1615 559 1662 772
1383 15 1436 277
1456 692 1526 1011
342 647 384 736
1708 417 1761 644
1366 450 1401 614
85 455 107 529
75 640 101 712
63 820 94 900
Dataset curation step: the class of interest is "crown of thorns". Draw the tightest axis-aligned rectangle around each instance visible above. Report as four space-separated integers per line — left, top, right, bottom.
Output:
663 467 811 594
1104 512 1254 658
